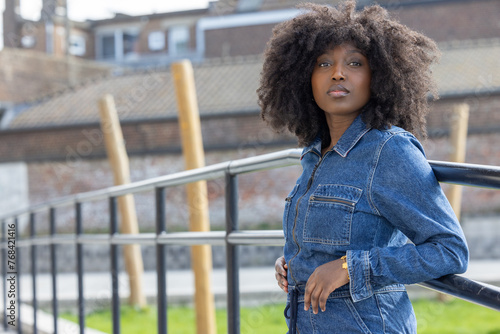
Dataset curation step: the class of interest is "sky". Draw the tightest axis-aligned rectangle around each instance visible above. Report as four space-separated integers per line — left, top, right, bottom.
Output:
14 0 215 21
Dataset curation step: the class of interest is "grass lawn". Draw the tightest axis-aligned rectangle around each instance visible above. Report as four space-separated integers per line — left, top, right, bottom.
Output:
61 297 500 333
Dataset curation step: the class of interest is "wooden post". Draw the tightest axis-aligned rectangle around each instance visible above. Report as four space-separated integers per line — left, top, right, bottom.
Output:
171 60 216 334
439 103 469 303
99 94 147 308
447 103 470 221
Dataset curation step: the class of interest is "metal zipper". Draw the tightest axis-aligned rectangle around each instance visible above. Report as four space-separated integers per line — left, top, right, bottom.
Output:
309 196 355 207
288 150 323 284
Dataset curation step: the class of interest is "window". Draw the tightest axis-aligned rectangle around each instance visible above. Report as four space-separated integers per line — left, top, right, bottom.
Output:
55 6 66 17
69 35 86 56
21 35 36 48
168 26 190 55
99 30 139 60
123 32 138 56
148 31 165 51
0 108 10 129
237 0 263 12
101 34 115 59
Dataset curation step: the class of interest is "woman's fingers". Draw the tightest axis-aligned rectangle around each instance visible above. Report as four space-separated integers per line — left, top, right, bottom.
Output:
305 284 328 314
304 280 317 313
275 256 287 276
275 256 288 292
304 260 346 314
275 272 288 290
319 290 329 312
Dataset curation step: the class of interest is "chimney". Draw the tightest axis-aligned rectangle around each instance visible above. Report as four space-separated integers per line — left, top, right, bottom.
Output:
42 0 67 20
3 0 22 48
41 0 68 54
4 0 21 14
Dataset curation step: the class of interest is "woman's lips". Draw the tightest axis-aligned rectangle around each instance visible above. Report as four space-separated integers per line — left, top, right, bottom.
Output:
327 84 350 97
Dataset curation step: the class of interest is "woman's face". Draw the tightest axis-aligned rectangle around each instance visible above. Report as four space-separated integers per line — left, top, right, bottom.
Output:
311 43 372 121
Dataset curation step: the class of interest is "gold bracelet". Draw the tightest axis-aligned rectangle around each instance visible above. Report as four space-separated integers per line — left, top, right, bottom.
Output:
341 255 350 281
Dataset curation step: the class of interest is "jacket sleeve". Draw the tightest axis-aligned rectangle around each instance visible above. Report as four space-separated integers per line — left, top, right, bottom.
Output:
347 132 469 302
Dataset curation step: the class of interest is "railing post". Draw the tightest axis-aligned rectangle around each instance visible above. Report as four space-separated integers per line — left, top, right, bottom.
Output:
30 213 37 334
225 173 240 334
49 208 57 334
15 217 22 334
156 187 167 334
110 197 121 334
1 221 7 330
75 203 85 334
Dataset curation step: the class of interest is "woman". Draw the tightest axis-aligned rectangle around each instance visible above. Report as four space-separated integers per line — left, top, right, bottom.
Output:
257 1 469 333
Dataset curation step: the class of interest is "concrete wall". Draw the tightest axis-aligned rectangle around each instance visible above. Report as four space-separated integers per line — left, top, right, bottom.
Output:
0 48 111 103
0 162 29 230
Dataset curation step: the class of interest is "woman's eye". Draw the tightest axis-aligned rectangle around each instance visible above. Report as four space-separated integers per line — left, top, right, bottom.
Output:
318 62 330 67
349 61 362 66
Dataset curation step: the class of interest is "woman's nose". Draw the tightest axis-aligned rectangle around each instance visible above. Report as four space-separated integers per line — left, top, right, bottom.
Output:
331 64 345 81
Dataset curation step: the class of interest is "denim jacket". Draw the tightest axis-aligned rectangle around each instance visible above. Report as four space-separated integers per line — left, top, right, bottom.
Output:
283 115 469 303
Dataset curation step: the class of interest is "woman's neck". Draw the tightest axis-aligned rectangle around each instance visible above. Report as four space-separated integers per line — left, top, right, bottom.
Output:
322 114 358 156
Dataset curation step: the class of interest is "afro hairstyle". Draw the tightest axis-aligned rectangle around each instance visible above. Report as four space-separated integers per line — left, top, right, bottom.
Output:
257 0 440 147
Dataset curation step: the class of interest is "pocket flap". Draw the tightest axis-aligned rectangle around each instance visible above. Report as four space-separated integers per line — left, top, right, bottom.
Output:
312 184 362 204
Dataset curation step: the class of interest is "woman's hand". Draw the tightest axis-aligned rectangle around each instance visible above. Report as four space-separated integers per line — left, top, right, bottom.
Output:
275 255 289 293
304 259 349 314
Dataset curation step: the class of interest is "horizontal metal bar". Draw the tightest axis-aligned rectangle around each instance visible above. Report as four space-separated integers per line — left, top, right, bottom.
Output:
157 231 226 246
0 149 303 220
17 236 54 247
227 230 285 246
0 164 226 218
12 235 113 247
106 231 226 246
418 274 500 311
17 235 76 247
109 234 157 246
11 230 286 248
429 160 500 189
227 149 301 175
75 162 230 204
78 235 114 245
7 232 228 247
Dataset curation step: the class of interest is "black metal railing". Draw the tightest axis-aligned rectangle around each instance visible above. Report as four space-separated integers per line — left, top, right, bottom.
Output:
1 148 500 334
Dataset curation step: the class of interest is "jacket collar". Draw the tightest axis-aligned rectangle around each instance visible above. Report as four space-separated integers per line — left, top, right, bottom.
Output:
301 115 371 159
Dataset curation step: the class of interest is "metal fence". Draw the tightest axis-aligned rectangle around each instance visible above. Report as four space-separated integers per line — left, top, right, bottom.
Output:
1 148 500 334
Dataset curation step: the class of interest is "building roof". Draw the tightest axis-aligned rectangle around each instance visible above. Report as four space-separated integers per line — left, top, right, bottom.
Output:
434 39 500 97
88 7 210 26
7 55 263 129
5 39 500 130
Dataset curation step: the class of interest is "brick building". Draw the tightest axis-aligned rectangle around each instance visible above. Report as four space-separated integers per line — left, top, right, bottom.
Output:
200 0 500 58
4 0 500 64
3 0 210 67
1 0 500 238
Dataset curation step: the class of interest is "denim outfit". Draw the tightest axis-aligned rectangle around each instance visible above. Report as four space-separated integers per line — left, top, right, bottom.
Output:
283 115 469 333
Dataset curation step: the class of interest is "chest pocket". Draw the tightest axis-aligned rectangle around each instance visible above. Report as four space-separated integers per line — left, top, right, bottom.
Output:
303 184 362 246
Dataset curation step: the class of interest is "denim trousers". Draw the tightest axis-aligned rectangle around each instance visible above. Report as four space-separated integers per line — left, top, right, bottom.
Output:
285 284 417 334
